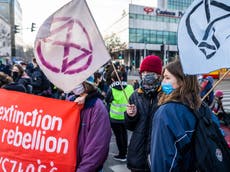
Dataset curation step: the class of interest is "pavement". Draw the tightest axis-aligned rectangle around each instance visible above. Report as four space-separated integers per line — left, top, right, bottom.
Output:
103 131 132 172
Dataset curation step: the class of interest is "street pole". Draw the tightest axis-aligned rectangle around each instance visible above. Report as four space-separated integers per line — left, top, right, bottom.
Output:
163 43 167 66
134 48 136 69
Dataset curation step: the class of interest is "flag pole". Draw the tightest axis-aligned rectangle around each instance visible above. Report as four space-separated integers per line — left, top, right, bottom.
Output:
202 69 230 102
110 61 129 103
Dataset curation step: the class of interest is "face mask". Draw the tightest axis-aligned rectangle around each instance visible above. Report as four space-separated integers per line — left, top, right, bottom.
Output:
72 84 85 95
161 82 175 95
141 73 160 94
142 73 158 86
11 72 19 81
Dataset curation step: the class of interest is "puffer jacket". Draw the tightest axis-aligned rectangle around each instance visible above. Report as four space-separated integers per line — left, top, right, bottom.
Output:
125 88 158 171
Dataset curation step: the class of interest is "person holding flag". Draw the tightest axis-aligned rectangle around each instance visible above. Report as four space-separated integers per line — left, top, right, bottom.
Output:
31 0 116 169
69 76 111 172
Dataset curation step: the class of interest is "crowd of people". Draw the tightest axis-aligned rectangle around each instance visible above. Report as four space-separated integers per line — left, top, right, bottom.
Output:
0 55 229 172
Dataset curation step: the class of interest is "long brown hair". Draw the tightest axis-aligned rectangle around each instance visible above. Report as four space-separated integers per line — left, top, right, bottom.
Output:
158 60 201 110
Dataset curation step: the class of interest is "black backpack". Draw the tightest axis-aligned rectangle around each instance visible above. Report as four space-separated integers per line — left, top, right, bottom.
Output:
190 103 230 172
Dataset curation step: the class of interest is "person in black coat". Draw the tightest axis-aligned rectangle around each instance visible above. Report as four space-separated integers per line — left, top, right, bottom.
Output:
0 72 26 93
125 55 162 172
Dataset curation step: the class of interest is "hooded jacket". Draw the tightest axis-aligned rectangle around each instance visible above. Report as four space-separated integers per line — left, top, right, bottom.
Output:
76 92 112 172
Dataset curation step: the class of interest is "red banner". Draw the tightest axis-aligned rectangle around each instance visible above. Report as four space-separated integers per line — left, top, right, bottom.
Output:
0 89 81 171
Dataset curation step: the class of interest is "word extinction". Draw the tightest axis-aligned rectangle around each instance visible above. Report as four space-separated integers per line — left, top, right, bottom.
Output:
0 105 62 131
0 105 69 154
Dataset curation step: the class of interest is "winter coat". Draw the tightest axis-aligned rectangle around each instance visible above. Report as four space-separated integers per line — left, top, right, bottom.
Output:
125 88 158 171
150 102 196 172
76 92 112 172
30 67 50 95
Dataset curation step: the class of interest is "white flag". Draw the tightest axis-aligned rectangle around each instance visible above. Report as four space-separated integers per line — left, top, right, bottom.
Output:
178 0 230 74
34 0 111 93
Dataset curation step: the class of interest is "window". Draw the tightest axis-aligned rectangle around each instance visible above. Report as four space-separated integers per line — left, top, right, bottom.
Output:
137 14 144 20
129 28 177 45
168 0 194 10
129 13 179 23
129 13 136 19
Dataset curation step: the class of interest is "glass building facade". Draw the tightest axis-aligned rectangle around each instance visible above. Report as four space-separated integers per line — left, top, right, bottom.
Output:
168 0 194 10
129 13 180 23
0 0 10 22
129 12 179 46
158 0 194 10
0 0 23 58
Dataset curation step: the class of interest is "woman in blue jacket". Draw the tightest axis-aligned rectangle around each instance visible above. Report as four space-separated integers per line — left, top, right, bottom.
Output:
150 60 202 172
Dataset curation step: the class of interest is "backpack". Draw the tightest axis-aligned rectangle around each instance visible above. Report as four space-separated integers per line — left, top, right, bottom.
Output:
190 103 230 172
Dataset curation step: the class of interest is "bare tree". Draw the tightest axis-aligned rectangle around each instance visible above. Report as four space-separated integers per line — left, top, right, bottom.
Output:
104 33 126 56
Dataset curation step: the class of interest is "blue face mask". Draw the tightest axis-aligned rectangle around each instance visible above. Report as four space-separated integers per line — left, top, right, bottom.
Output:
161 82 175 95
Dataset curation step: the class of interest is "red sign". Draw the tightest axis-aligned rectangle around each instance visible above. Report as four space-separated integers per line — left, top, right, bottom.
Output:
144 7 154 14
0 89 82 171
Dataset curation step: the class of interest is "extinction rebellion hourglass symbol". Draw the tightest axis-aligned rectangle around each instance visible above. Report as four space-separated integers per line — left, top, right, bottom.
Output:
36 17 93 75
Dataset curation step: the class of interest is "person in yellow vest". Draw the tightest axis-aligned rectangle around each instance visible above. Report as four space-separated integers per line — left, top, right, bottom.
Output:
105 70 134 162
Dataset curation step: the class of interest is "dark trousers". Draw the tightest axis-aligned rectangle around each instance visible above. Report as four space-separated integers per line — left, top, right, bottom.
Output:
111 122 127 156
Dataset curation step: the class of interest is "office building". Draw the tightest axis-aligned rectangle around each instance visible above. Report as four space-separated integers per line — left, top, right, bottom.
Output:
158 0 194 10
107 0 194 68
0 0 23 60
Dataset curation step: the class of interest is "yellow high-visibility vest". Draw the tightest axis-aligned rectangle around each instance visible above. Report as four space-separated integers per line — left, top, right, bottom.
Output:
110 85 134 120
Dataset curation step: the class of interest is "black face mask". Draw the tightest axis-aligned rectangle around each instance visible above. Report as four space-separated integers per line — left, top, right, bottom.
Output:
11 72 19 81
142 73 158 85
141 73 160 94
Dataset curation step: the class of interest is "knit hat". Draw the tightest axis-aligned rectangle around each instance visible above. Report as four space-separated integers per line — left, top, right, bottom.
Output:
215 90 223 98
140 55 162 74
85 75 94 85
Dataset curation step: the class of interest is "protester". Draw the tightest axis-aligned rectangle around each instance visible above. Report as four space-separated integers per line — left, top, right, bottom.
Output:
0 72 13 87
0 60 6 72
212 90 230 125
150 59 202 171
120 64 128 82
69 77 112 172
105 71 134 162
0 71 26 93
11 64 33 93
30 58 51 97
94 71 108 99
132 79 139 90
199 75 214 106
125 55 162 171
103 63 114 86
11 64 24 82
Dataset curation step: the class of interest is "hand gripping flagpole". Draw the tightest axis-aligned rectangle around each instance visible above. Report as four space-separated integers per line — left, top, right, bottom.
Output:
202 69 230 102
110 61 129 103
